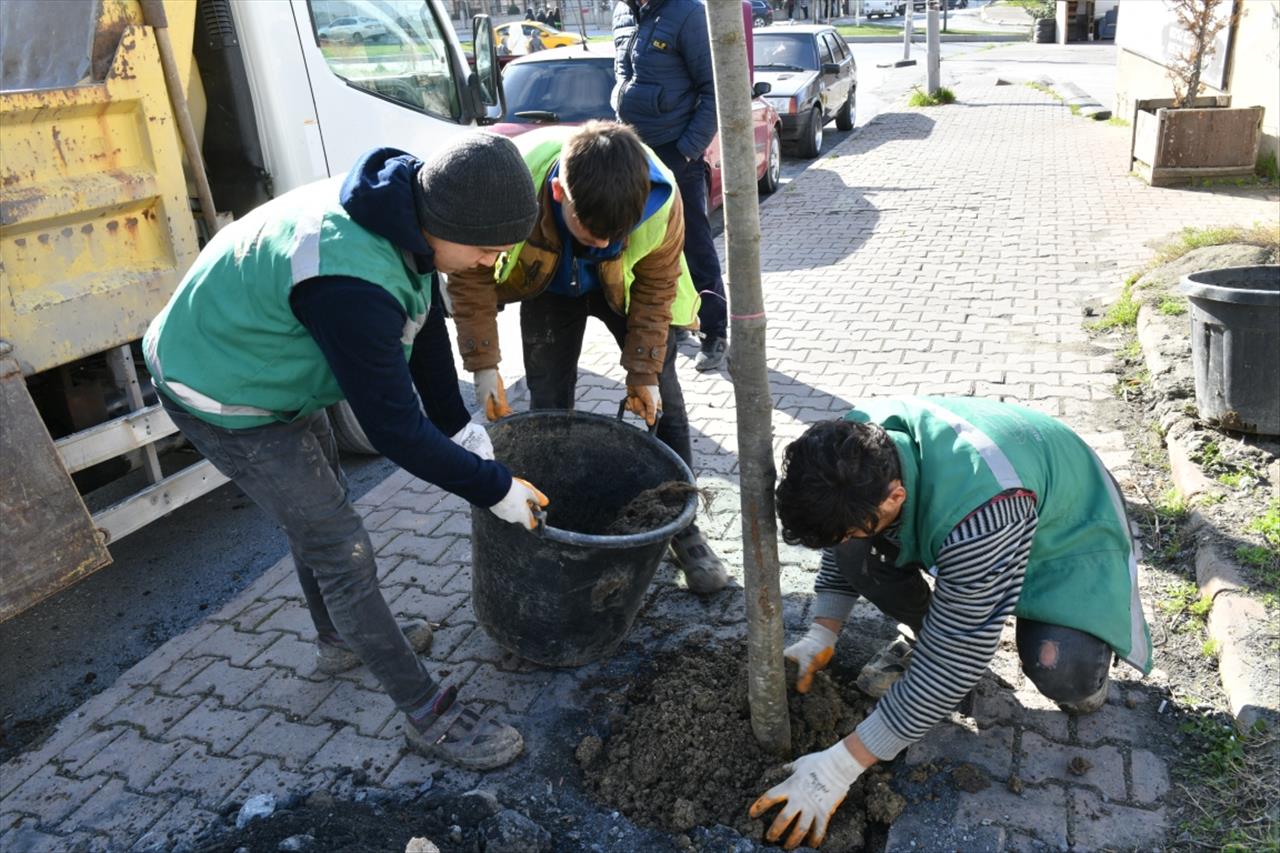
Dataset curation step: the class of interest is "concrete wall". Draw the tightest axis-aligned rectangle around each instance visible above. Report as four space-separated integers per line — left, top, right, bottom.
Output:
1114 0 1280 169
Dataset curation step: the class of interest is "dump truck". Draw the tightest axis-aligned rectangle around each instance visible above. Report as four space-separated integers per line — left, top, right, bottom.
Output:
0 0 505 620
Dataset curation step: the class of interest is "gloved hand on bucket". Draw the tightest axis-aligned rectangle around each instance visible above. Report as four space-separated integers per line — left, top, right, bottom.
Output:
489 477 549 530
474 369 513 421
784 622 838 694
749 741 868 849
625 384 662 426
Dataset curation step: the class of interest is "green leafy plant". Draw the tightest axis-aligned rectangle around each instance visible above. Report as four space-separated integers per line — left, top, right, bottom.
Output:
1158 297 1188 316
1107 116 1131 128
908 86 956 107
1248 498 1280 547
1218 469 1257 489
1160 579 1212 629
1258 149 1279 182
1197 439 1222 468
1201 637 1221 657
1153 223 1280 265
1090 277 1140 331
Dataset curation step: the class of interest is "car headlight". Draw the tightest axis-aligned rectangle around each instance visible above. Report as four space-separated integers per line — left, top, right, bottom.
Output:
765 95 796 115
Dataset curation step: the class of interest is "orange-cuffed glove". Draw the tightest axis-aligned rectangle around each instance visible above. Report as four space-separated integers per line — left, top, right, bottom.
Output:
625 384 661 426
474 369 513 421
749 742 868 849
488 477 549 531
784 622 838 694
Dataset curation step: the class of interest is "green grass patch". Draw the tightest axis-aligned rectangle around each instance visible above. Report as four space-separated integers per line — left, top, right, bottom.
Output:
1026 81 1063 101
1152 223 1280 266
1088 275 1140 331
1256 149 1279 182
836 24 903 36
1159 579 1212 628
1068 103 1081 116
1170 714 1278 850
1200 637 1221 658
908 86 956 107
1155 486 1189 523
1119 338 1142 360
1157 297 1187 316
1217 469 1257 489
1237 545 1275 569
1107 115 1131 127
1249 498 1280 548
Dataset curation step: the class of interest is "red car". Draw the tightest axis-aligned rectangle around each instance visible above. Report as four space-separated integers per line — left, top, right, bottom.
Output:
492 45 782 209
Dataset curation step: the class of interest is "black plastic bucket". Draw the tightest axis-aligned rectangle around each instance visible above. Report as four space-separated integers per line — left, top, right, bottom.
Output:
1181 265 1280 435
471 409 698 667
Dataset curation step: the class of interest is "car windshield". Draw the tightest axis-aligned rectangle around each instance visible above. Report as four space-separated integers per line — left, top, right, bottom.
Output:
753 33 817 71
502 59 617 123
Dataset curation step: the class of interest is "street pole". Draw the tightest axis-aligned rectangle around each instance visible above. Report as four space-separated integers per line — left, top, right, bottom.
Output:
926 0 940 94
703 0 792 759
902 4 912 62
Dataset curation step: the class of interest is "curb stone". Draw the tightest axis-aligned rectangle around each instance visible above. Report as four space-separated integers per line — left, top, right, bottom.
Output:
1138 302 1273 730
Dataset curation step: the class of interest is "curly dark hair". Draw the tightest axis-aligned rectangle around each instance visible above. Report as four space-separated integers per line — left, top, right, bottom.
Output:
776 420 902 550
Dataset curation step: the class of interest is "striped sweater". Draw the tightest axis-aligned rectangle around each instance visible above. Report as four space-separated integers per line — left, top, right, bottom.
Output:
813 493 1039 761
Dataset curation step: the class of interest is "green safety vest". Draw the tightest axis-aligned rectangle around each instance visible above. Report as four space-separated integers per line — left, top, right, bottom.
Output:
497 126 701 326
143 177 432 429
846 397 1153 674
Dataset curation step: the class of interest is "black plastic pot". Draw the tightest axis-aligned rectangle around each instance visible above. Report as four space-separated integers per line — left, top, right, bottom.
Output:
471 409 697 667
1180 265 1280 435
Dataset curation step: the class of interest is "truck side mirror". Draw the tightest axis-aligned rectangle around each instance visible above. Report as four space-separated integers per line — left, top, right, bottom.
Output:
470 14 504 123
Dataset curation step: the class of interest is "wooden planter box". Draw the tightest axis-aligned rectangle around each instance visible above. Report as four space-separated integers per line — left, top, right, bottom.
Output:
1130 96 1265 187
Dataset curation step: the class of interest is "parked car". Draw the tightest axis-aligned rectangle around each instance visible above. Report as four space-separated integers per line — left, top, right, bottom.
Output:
494 20 586 54
317 16 387 43
752 25 856 158
863 0 899 18
493 45 783 207
750 0 775 26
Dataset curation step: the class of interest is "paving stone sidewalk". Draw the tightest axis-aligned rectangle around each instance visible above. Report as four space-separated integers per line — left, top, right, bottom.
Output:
3 75 1277 853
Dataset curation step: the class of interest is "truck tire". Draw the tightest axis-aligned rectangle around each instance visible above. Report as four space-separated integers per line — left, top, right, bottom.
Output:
327 401 379 455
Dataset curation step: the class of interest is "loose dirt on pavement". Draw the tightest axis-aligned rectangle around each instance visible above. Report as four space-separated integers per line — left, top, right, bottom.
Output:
581 641 907 850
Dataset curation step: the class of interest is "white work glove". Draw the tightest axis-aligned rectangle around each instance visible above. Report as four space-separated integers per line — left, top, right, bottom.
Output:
488 477 549 531
450 422 494 460
625 383 662 426
784 622 838 695
750 741 868 850
473 369 512 422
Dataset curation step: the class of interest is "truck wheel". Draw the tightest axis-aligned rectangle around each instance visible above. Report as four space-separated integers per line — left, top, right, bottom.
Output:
758 126 781 195
797 106 823 159
836 85 855 131
327 401 379 455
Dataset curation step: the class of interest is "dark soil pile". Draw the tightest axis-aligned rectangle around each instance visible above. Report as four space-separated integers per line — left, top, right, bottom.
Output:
580 642 905 850
197 796 454 852
604 481 701 535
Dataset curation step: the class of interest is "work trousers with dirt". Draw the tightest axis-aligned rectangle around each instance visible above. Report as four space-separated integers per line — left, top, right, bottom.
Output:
831 538 1113 704
651 142 727 342
160 392 436 714
519 288 693 468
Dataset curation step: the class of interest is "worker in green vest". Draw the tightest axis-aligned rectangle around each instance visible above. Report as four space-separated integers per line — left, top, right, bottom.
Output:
445 120 728 594
144 133 545 771
748 396 1153 849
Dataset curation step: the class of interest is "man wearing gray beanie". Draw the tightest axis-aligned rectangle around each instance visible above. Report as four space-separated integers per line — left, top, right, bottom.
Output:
144 133 541 770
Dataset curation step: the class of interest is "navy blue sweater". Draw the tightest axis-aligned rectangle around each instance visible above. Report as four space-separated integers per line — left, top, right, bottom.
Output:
288 148 511 509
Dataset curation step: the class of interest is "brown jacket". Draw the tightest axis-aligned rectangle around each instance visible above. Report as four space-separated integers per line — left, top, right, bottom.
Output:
446 179 688 387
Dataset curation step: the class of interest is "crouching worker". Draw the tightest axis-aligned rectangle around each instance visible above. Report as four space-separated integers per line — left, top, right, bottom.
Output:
143 133 547 770
750 396 1153 848
444 120 728 594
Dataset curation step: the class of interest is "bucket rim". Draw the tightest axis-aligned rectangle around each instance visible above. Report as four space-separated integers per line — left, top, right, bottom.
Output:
488 409 699 549
1180 264 1280 306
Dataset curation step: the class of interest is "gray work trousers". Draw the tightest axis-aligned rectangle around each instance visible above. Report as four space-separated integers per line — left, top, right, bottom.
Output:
161 393 436 713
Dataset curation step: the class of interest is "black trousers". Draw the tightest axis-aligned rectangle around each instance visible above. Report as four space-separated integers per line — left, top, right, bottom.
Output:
519 289 693 469
831 539 1112 704
651 143 727 341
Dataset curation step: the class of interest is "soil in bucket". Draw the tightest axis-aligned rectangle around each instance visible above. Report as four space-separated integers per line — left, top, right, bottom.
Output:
580 640 906 850
604 481 704 535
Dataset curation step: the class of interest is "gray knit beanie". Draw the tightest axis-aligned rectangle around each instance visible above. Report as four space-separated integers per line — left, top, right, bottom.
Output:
413 132 537 246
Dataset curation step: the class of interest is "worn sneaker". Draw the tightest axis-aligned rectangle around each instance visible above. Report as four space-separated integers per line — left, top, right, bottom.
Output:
669 525 729 594
856 636 915 698
403 685 524 770
694 336 728 372
1057 680 1108 716
315 619 434 675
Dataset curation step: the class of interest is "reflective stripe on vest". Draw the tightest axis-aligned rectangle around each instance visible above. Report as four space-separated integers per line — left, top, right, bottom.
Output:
912 397 1024 491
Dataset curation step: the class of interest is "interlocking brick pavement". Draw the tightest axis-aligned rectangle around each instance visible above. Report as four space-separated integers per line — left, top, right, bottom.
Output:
3 62 1277 852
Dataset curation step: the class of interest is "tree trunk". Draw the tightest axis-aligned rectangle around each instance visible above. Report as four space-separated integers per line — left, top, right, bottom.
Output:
702 1 792 758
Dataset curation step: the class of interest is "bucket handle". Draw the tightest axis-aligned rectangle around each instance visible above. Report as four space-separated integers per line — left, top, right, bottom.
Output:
616 398 662 435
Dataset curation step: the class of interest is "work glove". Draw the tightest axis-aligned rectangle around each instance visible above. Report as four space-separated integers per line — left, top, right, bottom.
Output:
488 477 549 531
474 369 513 422
450 422 494 461
625 384 662 426
749 741 868 850
784 622 838 694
